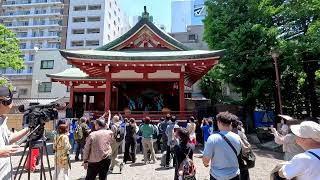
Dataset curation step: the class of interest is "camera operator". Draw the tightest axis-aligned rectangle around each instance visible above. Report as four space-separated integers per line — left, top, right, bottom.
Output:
0 79 30 180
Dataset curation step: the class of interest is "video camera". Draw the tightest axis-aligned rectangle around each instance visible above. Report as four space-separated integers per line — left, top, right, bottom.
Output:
20 103 59 141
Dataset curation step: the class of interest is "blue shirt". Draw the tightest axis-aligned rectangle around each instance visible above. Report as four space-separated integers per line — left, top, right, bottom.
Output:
203 131 241 180
202 124 213 142
69 122 77 140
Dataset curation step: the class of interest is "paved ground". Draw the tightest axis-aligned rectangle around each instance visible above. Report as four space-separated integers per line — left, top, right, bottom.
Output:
11 145 283 180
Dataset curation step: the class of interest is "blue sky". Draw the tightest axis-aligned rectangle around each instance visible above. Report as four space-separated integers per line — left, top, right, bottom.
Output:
119 0 172 31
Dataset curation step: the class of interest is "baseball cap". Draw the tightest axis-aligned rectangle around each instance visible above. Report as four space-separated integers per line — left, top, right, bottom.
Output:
290 121 320 142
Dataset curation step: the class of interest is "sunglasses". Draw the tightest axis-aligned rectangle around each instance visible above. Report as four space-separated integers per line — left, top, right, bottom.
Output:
0 97 12 106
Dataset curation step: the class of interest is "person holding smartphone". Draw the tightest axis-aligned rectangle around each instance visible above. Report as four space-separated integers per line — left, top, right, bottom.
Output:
0 78 30 180
271 117 304 161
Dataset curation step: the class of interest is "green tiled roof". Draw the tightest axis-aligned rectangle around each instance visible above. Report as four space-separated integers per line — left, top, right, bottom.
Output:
46 68 104 80
95 17 191 51
60 49 224 61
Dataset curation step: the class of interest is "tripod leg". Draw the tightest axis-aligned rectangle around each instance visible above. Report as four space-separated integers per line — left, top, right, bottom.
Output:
39 147 44 180
17 147 29 180
43 141 53 180
27 142 32 180
14 145 27 180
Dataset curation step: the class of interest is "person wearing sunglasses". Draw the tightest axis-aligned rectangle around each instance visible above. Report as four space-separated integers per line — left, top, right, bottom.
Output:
0 78 30 180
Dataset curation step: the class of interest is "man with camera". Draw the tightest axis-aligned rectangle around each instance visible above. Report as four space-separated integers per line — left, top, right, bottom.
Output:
0 78 30 179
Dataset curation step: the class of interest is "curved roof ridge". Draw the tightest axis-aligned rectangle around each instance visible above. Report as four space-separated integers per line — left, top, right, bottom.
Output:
95 17 191 51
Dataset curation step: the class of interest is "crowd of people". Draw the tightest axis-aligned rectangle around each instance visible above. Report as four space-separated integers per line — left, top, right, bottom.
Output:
46 109 320 180
0 77 319 180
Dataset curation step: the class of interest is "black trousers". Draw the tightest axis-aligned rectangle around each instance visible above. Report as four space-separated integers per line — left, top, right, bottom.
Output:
75 141 85 160
156 134 162 152
165 145 176 166
240 169 250 180
210 175 240 180
124 138 136 163
85 157 111 180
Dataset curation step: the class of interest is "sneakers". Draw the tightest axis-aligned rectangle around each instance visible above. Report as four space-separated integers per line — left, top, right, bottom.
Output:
119 163 124 174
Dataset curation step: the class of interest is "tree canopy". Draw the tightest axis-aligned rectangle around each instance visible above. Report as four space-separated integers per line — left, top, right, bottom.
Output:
202 0 320 121
0 24 24 70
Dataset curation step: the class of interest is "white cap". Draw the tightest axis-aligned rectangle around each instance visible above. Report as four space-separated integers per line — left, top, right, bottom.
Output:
290 121 320 142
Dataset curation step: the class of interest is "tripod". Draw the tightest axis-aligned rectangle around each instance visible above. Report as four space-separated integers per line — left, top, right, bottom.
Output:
14 135 53 180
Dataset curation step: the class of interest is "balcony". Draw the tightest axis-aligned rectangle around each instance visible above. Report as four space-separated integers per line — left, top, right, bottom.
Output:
1 11 63 19
3 0 63 7
0 69 33 76
7 22 62 29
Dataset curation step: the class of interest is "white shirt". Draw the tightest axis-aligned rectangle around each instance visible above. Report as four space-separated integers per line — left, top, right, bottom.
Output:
282 148 320 180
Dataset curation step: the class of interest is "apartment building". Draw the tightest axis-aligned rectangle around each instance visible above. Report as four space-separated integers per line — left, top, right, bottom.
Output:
30 0 130 98
0 0 69 97
67 0 130 49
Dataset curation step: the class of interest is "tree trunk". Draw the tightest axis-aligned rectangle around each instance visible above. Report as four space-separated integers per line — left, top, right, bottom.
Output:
304 59 319 118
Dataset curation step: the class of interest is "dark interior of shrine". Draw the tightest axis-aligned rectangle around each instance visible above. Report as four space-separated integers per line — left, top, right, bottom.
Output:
112 82 180 111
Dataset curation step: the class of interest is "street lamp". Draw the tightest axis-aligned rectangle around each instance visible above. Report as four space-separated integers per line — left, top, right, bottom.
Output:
271 50 283 115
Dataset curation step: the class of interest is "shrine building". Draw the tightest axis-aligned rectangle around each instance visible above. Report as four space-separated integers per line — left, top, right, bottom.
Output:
47 7 224 120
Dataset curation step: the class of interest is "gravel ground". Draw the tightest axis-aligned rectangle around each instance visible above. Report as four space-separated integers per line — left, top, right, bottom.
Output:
11 144 284 180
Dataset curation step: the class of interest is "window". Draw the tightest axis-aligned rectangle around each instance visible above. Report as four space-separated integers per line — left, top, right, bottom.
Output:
40 60 54 69
87 16 100 22
113 20 116 25
188 34 196 41
71 41 84 47
47 42 60 48
38 82 52 93
114 10 117 16
87 28 100 34
109 2 111 7
109 12 111 19
48 31 61 36
88 5 101 10
73 17 85 23
74 6 86 11
18 89 27 96
33 19 45 25
66 86 70 92
72 29 85 34
34 8 46 14
29 54 35 61
86 40 99 46
28 67 33 73
16 32 28 38
108 35 110 41
32 30 44 37
20 43 27 49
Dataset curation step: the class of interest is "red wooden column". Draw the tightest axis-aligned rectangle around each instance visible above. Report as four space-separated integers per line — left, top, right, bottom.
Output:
69 83 74 108
179 66 185 113
105 67 111 112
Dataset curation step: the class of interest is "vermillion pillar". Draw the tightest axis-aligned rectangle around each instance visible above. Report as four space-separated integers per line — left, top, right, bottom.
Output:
69 84 74 107
179 71 185 113
105 70 111 112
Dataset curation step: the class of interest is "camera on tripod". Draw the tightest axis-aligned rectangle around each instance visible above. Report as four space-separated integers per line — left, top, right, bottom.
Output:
20 103 59 141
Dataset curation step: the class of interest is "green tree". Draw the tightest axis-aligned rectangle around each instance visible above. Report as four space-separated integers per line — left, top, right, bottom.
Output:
203 0 280 128
0 24 24 70
279 0 320 117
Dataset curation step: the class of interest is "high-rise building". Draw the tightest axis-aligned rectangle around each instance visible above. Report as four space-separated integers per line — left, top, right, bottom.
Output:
171 0 206 33
67 0 130 49
0 0 69 98
30 0 130 99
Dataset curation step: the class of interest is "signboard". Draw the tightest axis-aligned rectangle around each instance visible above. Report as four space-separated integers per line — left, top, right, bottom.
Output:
194 4 206 17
